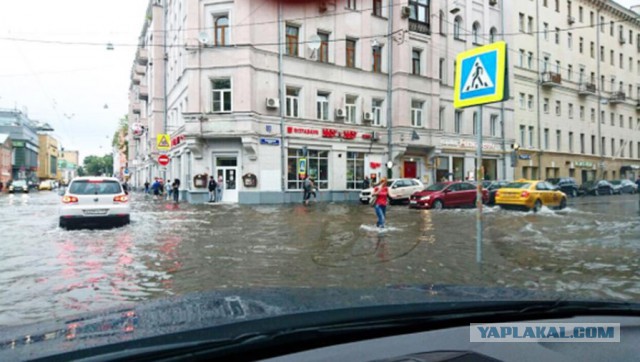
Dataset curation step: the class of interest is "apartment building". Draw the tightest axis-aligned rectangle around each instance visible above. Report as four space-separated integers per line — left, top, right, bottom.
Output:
506 0 640 182
37 134 60 181
0 109 40 183
127 0 514 203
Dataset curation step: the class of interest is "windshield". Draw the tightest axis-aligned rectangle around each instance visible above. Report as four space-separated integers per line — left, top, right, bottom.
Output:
610 180 621 185
425 183 448 191
2 1 640 360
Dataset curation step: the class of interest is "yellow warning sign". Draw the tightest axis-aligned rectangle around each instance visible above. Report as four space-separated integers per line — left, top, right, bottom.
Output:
156 134 171 150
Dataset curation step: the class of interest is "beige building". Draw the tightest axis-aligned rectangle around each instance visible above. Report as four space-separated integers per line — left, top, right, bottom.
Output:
506 0 640 183
60 150 79 183
37 134 59 180
128 0 515 203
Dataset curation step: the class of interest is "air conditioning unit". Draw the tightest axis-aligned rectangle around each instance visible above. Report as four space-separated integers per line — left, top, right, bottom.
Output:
335 108 346 118
567 16 575 25
371 132 380 141
401 6 411 18
489 0 497 5
265 98 279 109
362 112 373 122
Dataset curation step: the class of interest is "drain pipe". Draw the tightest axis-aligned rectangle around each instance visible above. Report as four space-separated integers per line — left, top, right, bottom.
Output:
386 1 394 178
278 1 285 194
500 0 507 180
535 0 542 179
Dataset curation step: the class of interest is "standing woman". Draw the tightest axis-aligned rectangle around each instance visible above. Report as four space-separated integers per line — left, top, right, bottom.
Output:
371 177 389 228
216 174 224 202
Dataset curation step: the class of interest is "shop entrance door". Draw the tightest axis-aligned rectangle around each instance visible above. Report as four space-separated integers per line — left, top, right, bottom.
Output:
215 156 238 203
404 161 417 179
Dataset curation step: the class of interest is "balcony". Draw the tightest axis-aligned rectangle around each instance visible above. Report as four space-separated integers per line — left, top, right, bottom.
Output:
609 91 626 104
541 72 562 87
409 20 431 35
138 85 148 100
135 65 146 75
132 73 141 85
136 48 148 65
578 82 596 96
132 102 141 114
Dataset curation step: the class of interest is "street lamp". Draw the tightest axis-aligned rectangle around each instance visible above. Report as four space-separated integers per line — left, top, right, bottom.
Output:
386 161 393 179
510 143 520 168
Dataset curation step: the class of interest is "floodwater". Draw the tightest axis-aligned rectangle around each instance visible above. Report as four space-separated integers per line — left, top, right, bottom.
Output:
0 191 639 326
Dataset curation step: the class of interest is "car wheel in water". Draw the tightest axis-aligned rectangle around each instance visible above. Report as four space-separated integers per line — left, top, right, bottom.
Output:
433 200 443 210
533 199 542 213
559 198 567 210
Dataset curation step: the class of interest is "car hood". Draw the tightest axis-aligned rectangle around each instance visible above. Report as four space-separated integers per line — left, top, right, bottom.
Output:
0 285 561 360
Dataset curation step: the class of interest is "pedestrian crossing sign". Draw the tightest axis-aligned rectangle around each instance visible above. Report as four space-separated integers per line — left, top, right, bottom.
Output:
156 134 171 150
454 41 508 109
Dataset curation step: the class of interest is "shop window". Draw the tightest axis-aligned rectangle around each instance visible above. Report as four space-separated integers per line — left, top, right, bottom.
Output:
346 152 365 189
287 149 329 190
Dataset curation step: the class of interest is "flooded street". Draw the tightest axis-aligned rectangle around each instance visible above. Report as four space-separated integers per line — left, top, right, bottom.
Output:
1 191 639 326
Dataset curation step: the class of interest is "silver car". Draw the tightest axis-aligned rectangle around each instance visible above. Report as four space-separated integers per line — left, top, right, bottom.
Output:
59 177 131 229
360 178 424 204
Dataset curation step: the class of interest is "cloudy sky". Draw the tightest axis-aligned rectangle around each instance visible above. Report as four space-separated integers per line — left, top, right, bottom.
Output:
0 0 639 164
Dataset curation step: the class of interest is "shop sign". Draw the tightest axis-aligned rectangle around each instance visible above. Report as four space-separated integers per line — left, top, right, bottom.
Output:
518 154 531 160
342 130 357 140
440 139 500 150
242 173 257 188
361 133 372 140
370 162 381 169
575 161 593 168
171 134 186 148
287 126 320 136
13 141 25 147
321 128 358 140
260 138 280 146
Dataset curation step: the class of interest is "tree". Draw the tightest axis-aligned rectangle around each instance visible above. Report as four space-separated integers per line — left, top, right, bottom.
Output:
77 166 85 177
83 154 114 176
112 115 129 160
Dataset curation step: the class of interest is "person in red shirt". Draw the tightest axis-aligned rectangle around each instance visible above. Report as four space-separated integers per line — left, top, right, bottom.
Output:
371 177 389 228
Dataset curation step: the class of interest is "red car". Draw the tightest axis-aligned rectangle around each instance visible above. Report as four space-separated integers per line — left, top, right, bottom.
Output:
409 182 488 210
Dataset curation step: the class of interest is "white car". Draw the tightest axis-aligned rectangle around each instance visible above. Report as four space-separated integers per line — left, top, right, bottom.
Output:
59 177 131 229
359 178 424 204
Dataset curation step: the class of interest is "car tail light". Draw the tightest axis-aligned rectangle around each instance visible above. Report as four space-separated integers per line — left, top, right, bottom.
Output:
521 191 530 198
62 195 78 203
495 191 500 197
113 195 129 203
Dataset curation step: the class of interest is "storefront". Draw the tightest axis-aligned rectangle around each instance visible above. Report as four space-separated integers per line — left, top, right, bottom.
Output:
438 138 505 182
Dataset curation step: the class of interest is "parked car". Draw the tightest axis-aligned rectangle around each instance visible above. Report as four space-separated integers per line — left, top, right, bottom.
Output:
409 182 488 210
579 180 614 196
610 179 637 194
545 177 579 197
38 180 54 191
486 180 512 206
59 177 131 229
360 178 424 205
495 180 567 212
8 180 29 193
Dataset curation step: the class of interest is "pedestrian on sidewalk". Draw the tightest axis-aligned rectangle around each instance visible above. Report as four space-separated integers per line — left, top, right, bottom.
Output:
144 181 150 194
208 176 217 202
151 178 161 200
216 175 224 202
302 175 312 205
310 177 318 202
172 178 180 203
370 177 389 229
363 176 370 190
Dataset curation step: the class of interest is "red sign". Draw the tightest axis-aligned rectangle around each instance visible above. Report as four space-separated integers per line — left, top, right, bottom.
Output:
171 134 185 148
362 133 372 140
370 162 381 169
158 154 170 166
322 128 339 138
287 126 320 136
342 130 357 140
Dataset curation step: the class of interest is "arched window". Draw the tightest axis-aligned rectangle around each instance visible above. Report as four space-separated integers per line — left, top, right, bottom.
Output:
214 15 229 46
472 22 481 44
489 27 498 43
439 10 445 35
454 16 463 40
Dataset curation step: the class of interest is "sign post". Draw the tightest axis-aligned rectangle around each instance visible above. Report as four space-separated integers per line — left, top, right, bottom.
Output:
454 41 508 264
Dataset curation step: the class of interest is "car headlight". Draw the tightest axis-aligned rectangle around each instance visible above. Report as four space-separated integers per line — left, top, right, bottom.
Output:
421 196 431 201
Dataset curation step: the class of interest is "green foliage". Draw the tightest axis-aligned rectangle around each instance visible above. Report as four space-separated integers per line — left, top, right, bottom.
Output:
82 154 114 176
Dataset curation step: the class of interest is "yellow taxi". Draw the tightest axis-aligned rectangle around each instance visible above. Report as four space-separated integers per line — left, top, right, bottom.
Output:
495 179 567 212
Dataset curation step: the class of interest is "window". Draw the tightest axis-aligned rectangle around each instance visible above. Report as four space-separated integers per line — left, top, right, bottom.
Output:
543 0 548 7
590 41 594 58
520 125 526 145
630 57 634 72
568 103 574 118
543 128 549 149
211 78 232 112
579 6 583 22
611 138 615 157
579 105 584 120
519 49 525 67
620 114 624 128
555 28 560 44
373 0 382 17
601 110 605 124
555 100 561 116
519 13 525 33
285 24 299 56
527 52 533 69
591 108 595 122
316 92 329 120
412 49 421 75
472 22 481 44
600 46 605 61
372 45 382 72
591 135 596 154
472 112 478 135
630 116 634 130
439 11 445 35
528 126 534 148
346 38 356 68
543 23 549 40
527 95 534 110
555 0 559 12
610 21 614 36
347 0 356 10
580 133 585 154
567 64 572 80
285 87 300 118
409 0 430 28
454 16 463 39
556 60 561 73
610 112 615 126
610 50 614 65
439 58 445 83
372 99 383 126
630 142 634 159
489 27 497 43
519 93 525 109
287 149 329 190
527 16 534 34
345 95 358 123
602 137 606 156
556 130 562 151
318 32 329 63
543 98 549 113
438 107 445 130
214 15 229 46
411 100 423 127
620 53 623 69
567 32 572 48
346 152 365 189
455 111 462 133
579 37 583 53
590 11 594 26
569 132 573 152
600 16 605 33
490 114 498 136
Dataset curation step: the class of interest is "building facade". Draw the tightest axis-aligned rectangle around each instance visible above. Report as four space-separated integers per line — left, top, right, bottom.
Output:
0 109 40 184
506 0 640 183
128 0 515 203
37 134 60 180
0 134 12 186
59 150 79 184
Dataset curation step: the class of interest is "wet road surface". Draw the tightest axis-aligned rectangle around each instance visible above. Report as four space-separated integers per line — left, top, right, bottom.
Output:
0 191 639 326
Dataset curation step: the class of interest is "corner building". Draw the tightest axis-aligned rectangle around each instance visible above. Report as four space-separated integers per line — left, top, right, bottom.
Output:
128 0 515 203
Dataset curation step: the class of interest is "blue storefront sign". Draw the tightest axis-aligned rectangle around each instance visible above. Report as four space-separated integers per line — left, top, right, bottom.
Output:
260 138 280 146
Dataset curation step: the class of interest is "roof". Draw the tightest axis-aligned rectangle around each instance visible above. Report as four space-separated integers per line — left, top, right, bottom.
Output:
0 133 10 144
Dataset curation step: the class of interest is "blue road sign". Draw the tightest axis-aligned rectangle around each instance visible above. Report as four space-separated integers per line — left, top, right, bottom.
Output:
454 41 508 108
260 138 280 146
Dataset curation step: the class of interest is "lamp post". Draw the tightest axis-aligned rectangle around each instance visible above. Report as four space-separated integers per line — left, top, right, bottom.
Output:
386 160 393 179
